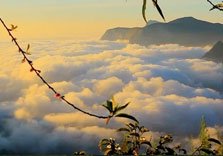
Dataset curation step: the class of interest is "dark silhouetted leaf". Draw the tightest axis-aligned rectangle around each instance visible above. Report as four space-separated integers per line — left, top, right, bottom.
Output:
100 139 110 145
99 139 110 150
200 148 215 155
107 100 113 112
102 104 109 111
114 102 130 114
25 44 31 55
152 0 165 21
179 149 187 154
115 113 138 123
142 0 147 23
117 128 130 132
208 138 221 145
126 123 135 130
157 145 165 151
102 100 113 113
165 147 175 155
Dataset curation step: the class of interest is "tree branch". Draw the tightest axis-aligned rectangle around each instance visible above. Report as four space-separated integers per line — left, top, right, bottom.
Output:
207 0 223 11
0 18 108 119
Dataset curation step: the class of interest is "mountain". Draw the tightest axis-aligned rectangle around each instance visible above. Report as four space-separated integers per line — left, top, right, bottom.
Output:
101 17 223 47
147 20 160 26
101 27 141 41
202 41 223 63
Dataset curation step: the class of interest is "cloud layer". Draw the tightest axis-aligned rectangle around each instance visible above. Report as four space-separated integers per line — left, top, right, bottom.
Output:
0 40 222 153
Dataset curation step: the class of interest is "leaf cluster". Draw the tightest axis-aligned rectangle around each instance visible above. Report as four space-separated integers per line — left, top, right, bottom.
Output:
102 97 138 124
99 118 223 155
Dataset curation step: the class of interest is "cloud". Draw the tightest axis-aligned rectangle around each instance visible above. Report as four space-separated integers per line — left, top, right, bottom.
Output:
93 76 124 97
0 40 222 153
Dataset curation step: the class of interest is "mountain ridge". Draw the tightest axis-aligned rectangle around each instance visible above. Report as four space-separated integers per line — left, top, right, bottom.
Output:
101 17 223 47
202 41 223 63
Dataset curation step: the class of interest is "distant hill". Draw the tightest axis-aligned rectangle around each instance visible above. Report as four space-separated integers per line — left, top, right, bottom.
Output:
101 27 141 41
101 17 223 47
202 41 223 63
147 20 160 26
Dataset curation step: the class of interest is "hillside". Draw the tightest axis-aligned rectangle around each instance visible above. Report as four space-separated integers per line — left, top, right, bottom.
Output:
202 41 223 63
101 17 223 47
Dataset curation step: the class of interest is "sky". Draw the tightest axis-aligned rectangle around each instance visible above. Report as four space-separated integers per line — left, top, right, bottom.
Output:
0 0 222 40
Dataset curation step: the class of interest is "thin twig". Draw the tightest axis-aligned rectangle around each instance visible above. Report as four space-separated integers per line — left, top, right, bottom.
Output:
0 18 108 119
191 143 203 155
207 0 223 11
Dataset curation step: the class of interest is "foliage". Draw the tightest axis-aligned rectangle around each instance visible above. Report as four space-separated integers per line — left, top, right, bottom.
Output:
141 0 222 23
102 97 138 124
199 116 210 149
74 116 223 155
98 119 223 155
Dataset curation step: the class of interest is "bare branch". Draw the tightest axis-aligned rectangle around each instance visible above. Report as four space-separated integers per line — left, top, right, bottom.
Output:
207 0 223 11
0 18 108 119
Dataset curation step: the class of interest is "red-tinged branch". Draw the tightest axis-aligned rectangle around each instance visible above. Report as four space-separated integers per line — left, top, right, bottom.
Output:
0 18 108 119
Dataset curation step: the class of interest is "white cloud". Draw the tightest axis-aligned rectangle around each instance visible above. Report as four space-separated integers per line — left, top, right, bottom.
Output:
0 40 222 153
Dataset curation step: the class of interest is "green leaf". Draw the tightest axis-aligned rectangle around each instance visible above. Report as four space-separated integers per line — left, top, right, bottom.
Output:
102 104 110 111
200 148 215 155
99 139 110 150
142 0 147 23
107 100 113 112
208 138 221 145
114 102 130 114
126 123 135 129
99 139 110 145
115 113 138 123
102 100 113 113
117 128 130 132
152 0 165 21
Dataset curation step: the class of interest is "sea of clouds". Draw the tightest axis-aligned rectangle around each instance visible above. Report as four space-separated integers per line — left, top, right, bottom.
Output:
0 40 223 154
